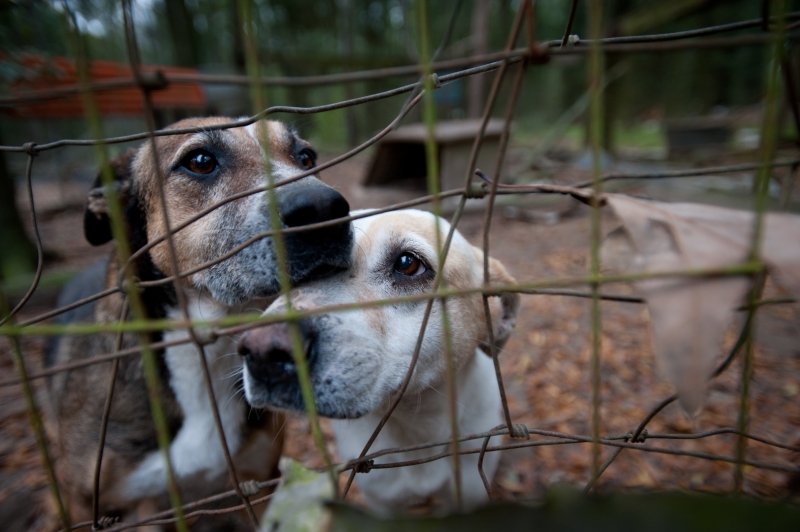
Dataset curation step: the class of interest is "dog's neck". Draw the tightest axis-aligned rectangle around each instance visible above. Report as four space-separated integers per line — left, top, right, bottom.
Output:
333 348 495 455
330 348 502 513
389 350 490 440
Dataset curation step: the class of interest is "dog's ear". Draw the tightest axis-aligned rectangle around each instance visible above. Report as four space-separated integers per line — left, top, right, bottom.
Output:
486 256 520 350
472 250 520 354
84 149 136 246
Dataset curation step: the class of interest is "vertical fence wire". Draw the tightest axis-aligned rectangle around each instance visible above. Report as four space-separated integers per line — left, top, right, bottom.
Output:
90 301 128 530
587 0 605 483
340 0 475 499
236 0 340 496
735 0 787 493
122 0 263 527
415 0 466 509
479 0 541 445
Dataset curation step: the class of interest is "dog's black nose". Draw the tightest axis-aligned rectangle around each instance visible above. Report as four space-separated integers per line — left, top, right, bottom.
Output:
278 184 350 228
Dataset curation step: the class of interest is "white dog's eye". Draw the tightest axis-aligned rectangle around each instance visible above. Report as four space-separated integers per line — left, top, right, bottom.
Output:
394 252 426 276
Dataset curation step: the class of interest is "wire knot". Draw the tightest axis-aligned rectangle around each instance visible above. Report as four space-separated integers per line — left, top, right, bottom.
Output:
91 516 120 530
239 479 261 496
509 423 530 440
466 182 487 199
194 328 218 346
429 73 442 89
628 429 648 443
121 276 143 295
354 459 374 474
22 142 39 157
567 34 580 46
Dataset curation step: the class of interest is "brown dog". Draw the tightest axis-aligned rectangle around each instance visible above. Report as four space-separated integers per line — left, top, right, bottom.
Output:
46 118 354 525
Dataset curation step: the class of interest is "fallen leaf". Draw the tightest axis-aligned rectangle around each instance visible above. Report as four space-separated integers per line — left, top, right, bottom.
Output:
261 458 335 532
601 195 800 414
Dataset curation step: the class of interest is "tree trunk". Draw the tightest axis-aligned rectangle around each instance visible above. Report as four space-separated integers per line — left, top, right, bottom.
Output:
164 0 199 68
468 0 489 118
0 138 37 281
338 0 359 147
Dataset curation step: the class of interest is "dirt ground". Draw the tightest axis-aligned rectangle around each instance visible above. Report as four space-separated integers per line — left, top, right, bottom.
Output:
1 147 799 530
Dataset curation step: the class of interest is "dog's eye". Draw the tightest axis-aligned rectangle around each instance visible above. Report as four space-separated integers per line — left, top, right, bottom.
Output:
298 148 316 170
394 252 426 276
181 149 217 175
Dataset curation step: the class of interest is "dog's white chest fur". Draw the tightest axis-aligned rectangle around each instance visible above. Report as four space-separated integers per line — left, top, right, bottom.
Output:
123 294 243 500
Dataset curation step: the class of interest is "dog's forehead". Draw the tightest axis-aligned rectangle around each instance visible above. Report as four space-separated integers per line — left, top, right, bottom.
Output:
150 118 299 165
243 120 301 155
353 210 476 275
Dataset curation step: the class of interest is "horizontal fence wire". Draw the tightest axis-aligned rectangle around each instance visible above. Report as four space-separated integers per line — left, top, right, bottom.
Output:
1 2 799 530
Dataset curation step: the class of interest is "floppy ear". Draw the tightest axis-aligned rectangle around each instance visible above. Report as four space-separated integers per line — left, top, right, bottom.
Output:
477 254 521 353
487 256 520 350
83 149 136 246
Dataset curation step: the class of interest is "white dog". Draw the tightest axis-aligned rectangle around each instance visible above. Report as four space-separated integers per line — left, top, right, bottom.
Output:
238 209 520 513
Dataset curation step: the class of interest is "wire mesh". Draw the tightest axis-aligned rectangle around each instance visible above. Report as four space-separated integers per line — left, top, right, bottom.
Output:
0 0 799 530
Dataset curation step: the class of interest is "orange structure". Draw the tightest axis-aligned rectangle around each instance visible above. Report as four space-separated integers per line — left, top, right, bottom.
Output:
5 55 206 118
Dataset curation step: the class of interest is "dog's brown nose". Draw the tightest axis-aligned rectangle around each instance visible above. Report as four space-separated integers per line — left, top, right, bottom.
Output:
278 185 350 228
239 324 296 384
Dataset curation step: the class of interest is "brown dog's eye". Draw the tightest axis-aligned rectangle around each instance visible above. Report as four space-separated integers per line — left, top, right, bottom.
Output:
298 148 316 170
394 252 425 276
181 149 217 175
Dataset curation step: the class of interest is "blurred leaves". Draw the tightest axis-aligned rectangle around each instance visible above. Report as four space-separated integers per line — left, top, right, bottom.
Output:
328 486 800 531
261 458 336 532
601 195 800 414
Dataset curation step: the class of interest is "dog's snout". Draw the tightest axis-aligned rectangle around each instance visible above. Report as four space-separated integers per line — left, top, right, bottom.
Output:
239 324 296 384
278 185 350 228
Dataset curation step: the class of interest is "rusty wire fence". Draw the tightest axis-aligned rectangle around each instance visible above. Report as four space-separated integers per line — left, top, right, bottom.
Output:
1 0 799 530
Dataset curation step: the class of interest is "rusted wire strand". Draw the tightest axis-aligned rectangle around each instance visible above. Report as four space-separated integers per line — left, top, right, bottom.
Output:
560 0 580 47
91 301 128 530
480 39 531 437
341 430 800 474
119 4 190 528
572 159 800 188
